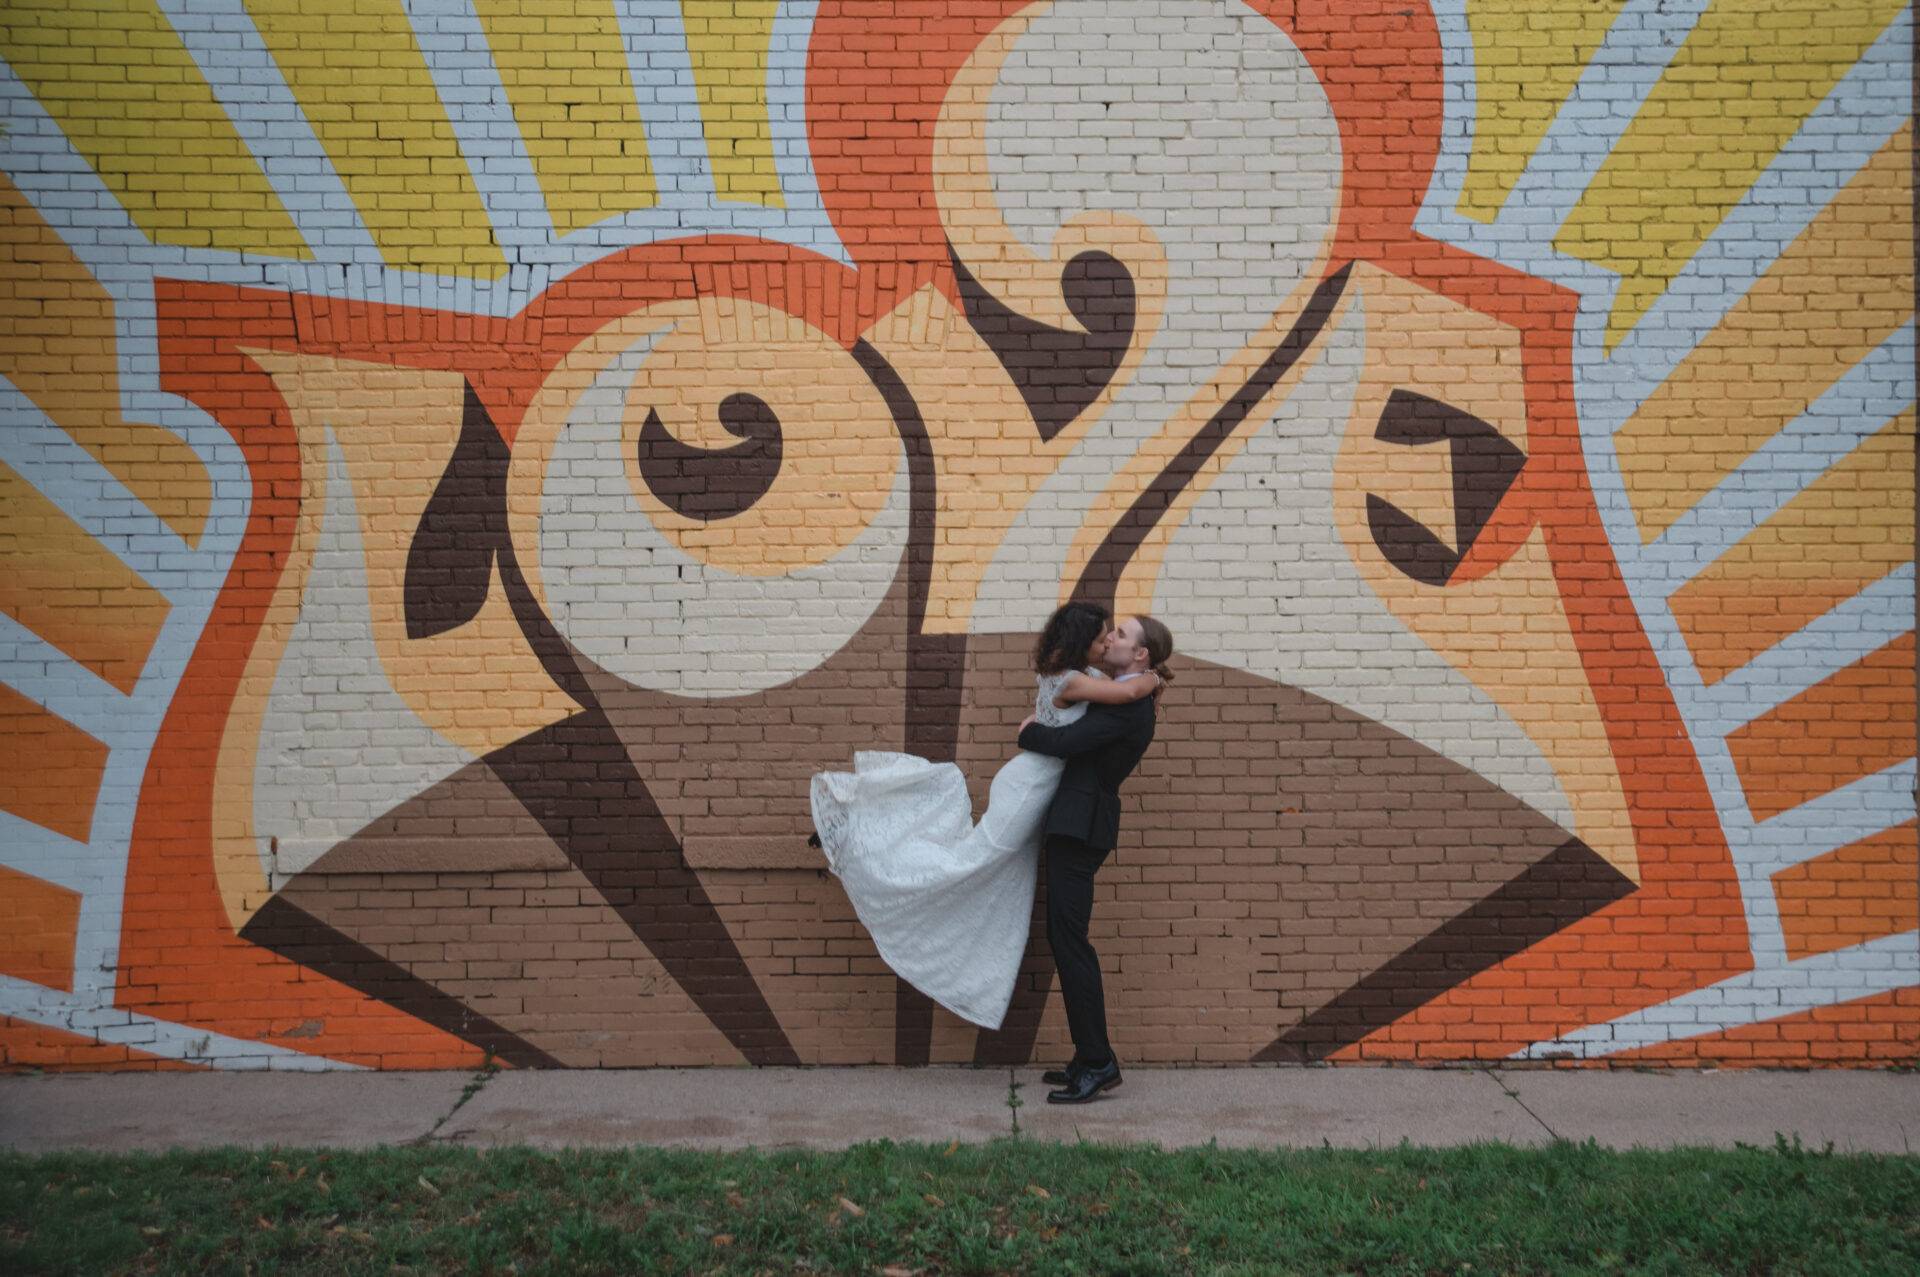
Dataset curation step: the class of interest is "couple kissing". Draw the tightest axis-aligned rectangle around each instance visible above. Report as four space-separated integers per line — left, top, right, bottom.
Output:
810 603 1175 1104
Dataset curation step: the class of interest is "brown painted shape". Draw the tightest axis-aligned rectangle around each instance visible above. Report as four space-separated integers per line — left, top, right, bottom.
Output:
239 895 560 1069
507 297 902 579
952 636 1603 1066
300 755 566 875
893 981 935 1066
548 538 955 1064
972 858 1055 1067
482 711 801 1066
570 583 929 1063
581 572 913 871
498 362 897 1062
1076 267 1351 609
950 246 1137 444
872 329 962 1066
636 396 783 521
269 760 747 1067
1255 839 1633 1062
248 350 581 763
1366 388 1528 587
567 605 910 1062
405 387 512 642
693 868 906 1065
1329 266 1636 880
861 284 1102 634
905 634 969 771
853 338 939 636
507 337 927 874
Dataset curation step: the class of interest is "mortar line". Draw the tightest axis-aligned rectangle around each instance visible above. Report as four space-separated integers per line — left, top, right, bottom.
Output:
1484 1066 1559 1141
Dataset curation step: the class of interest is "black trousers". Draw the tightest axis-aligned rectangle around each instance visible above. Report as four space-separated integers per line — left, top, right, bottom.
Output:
1044 833 1112 1067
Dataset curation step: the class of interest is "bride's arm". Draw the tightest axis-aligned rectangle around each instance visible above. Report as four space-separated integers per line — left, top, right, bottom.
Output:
1056 671 1159 707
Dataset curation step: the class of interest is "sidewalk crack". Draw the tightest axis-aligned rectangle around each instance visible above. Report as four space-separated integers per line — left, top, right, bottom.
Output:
1485 1066 1558 1141
1006 1068 1024 1138
415 1056 499 1145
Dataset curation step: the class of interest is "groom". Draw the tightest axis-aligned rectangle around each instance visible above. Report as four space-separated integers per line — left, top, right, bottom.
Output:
1017 614 1169 1103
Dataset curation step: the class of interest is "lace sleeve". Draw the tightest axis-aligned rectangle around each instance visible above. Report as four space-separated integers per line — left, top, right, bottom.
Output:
1033 672 1089 727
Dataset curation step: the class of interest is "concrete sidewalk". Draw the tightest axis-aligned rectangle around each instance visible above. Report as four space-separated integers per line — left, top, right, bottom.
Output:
3 1067 1916 1156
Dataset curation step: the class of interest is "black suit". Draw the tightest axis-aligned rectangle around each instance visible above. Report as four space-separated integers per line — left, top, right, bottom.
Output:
1017 690 1157 1068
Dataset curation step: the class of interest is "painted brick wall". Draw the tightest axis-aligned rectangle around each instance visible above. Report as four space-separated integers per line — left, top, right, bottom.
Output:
0 0 1913 1072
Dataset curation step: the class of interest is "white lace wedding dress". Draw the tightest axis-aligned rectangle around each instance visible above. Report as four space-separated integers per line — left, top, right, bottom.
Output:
808 670 1087 1028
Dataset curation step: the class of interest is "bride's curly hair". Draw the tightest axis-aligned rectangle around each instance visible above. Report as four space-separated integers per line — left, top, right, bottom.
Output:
1032 601 1111 676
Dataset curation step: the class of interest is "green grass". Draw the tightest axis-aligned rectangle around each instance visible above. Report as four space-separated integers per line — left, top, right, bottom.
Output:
4 1137 1916 1275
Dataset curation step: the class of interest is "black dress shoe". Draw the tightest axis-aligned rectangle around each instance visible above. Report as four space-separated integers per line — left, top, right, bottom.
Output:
1046 1057 1121 1104
1041 1061 1080 1087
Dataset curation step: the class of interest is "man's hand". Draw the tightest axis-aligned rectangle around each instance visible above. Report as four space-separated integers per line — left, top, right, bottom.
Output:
1018 715 1036 735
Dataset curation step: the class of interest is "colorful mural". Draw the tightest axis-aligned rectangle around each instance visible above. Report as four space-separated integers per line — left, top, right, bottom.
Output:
0 0 1912 1071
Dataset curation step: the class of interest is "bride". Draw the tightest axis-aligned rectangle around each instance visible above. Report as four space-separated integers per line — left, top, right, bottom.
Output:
808 602 1160 1029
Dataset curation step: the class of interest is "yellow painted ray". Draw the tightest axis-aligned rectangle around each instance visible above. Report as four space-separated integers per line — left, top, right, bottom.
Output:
1667 411 1914 685
680 0 783 206
1455 0 1628 223
0 687 109 847
0 0 308 258
0 174 213 545
0 463 172 696
1772 822 1918 962
1614 126 1912 541
243 0 507 277
472 0 658 235
0 859 85 989
1554 0 1905 348
1724 634 1913 824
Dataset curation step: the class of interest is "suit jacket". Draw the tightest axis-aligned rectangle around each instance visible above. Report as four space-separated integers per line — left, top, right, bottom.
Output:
1017 692 1156 852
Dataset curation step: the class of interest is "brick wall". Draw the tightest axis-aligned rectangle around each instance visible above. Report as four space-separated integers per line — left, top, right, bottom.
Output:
0 1 1913 1071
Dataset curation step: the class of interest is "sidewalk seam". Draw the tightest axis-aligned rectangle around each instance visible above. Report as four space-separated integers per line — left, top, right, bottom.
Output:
415 1059 500 1145
1485 1067 1559 1141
